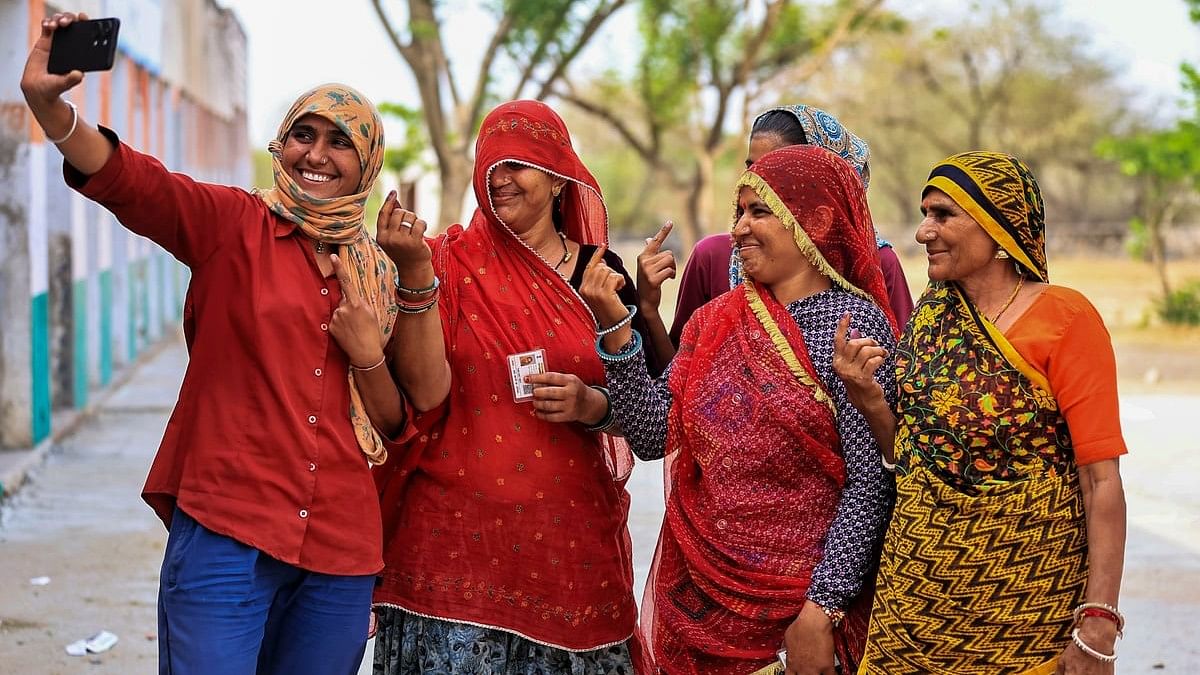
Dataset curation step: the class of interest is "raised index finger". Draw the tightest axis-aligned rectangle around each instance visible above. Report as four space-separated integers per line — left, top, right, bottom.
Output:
375 190 398 232
643 220 673 255
587 244 608 271
330 254 361 304
834 312 852 353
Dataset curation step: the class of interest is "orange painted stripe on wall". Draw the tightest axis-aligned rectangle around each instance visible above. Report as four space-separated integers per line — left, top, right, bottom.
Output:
126 59 136 148
28 0 44 141
139 67 150 155
155 78 165 159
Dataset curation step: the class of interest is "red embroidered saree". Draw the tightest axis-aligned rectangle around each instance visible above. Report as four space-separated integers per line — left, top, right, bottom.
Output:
373 101 636 651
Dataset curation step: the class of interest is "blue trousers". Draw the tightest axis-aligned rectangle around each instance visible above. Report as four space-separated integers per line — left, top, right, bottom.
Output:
157 507 375 675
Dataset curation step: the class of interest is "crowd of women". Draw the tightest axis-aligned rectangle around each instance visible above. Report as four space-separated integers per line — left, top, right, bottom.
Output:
23 11 1129 675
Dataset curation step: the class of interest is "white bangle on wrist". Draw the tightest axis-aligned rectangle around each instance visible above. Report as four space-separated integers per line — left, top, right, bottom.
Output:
46 100 79 145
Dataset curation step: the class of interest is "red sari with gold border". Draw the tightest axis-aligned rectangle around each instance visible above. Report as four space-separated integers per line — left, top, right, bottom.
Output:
372 101 637 651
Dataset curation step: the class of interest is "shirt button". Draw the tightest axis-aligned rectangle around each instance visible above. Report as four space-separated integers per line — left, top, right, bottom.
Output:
309 462 317 472
308 415 317 424
314 368 322 377
320 288 329 296
299 509 308 518
320 323 328 331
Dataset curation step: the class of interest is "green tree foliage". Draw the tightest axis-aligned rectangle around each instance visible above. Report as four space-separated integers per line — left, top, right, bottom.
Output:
378 103 429 175
559 0 888 247
1095 0 1200 317
780 1 1135 239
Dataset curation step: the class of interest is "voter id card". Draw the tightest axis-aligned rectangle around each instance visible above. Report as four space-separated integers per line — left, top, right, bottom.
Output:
507 348 546 403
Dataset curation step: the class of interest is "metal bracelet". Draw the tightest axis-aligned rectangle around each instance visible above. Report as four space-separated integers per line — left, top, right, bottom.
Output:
597 304 637 337
1071 628 1118 663
46 100 79 145
350 354 386 372
396 274 439 296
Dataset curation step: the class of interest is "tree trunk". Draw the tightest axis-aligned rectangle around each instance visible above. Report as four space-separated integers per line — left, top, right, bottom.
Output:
1150 198 1180 300
436 154 473 230
614 167 659 234
683 152 715 252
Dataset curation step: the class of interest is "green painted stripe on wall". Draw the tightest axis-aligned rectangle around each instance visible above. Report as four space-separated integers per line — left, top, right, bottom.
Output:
99 270 112 385
128 260 138 361
72 278 88 409
140 258 151 349
31 292 51 445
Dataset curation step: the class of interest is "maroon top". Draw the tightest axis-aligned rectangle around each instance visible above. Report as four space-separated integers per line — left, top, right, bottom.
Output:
877 243 914 328
66 128 412 576
669 233 914 344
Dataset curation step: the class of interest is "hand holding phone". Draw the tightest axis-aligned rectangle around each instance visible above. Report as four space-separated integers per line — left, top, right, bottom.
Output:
48 17 120 74
22 13 97 109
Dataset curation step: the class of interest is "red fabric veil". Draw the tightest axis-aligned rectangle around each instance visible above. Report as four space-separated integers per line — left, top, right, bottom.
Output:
373 101 637 651
640 145 892 673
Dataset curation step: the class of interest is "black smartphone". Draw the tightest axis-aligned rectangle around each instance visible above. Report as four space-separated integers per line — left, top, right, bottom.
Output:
47 17 121 75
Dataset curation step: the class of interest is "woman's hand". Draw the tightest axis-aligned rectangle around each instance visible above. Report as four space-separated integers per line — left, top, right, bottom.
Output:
376 191 434 290
20 12 88 110
578 245 629 328
782 601 838 675
636 221 677 315
329 254 385 368
832 312 888 412
1055 619 1118 674
526 372 607 425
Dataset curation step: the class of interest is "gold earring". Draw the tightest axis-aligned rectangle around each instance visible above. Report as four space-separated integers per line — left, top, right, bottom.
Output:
995 248 1010 259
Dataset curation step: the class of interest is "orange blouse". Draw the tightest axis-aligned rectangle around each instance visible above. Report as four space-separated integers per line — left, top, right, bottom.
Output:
1004 285 1128 465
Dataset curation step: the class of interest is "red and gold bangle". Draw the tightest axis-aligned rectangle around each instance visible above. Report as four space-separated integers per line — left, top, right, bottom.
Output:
1072 602 1125 636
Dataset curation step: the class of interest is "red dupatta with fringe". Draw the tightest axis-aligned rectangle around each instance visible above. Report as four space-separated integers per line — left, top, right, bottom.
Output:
639 145 893 674
373 101 637 652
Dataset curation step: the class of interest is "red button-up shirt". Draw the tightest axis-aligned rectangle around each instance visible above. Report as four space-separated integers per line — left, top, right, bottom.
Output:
67 129 410 575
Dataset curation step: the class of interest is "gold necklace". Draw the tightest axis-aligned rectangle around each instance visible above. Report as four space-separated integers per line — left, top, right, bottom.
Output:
553 231 571 271
987 275 1024 324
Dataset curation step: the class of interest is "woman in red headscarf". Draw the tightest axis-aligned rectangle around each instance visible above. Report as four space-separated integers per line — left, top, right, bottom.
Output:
370 100 659 673
581 144 899 675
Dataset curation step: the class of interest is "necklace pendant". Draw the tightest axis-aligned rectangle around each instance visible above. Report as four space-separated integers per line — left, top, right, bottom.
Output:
315 240 326 254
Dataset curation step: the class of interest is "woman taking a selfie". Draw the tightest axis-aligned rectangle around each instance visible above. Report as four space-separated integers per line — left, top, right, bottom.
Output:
20 12 447 675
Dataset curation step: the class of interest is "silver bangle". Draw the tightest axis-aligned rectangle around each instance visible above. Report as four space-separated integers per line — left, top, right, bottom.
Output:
597 304 637 337
46 100 79 145
1071 628 1118 663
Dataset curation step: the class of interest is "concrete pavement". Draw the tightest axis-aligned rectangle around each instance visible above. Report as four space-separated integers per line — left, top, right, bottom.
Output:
1 336 1197 673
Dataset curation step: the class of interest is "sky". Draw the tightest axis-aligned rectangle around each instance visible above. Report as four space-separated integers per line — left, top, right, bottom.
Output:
216 0 1200 147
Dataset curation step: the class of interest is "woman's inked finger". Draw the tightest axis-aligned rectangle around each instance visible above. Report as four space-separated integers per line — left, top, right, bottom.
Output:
376 191 397 231
834 312 852 352
587 245 607 271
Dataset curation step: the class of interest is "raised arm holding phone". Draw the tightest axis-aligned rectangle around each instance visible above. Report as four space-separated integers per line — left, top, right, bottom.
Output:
20 12 446 675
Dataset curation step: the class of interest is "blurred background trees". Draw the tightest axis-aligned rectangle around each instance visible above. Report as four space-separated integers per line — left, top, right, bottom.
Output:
369 0 1200 321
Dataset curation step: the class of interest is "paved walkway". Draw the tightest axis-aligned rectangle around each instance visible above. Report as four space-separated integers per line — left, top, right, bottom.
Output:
0 337 1196 672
